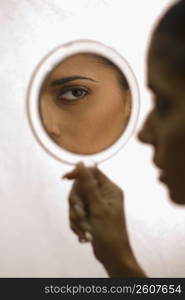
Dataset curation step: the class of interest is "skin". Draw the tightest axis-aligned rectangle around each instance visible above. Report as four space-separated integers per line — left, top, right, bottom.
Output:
64 29 185 278
40 53 131 155
139 33 185 205
64 164 145 277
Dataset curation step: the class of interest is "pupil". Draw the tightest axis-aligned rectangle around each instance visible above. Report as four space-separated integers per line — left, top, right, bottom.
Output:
72 89 83 97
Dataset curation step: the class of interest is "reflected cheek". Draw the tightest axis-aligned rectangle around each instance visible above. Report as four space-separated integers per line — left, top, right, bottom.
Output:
81 96 126 141
39 92 130 154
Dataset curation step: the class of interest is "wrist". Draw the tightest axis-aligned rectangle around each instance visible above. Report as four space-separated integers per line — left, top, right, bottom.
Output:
103 248 146 278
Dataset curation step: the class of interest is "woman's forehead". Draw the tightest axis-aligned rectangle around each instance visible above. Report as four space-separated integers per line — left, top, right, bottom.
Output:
148 34 185 83
149 33 185 68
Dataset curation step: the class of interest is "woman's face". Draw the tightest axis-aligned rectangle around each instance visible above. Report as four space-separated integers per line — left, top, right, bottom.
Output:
40 53 131 154
139 34 185 205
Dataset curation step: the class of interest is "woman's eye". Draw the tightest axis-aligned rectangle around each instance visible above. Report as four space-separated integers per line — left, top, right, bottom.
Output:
155 97 172 117
56 87 89 102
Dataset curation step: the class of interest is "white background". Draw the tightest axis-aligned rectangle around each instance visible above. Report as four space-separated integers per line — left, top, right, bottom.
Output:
0 0 185 277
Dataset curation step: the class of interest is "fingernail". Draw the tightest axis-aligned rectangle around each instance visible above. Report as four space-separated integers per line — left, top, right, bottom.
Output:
79 221 91 232
84 231 93 242
62 173 74 180
73 204 85 217
79 237 87 243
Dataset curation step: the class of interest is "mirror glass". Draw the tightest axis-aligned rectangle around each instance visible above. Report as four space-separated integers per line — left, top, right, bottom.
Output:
39 53 131 155
27 40 139 165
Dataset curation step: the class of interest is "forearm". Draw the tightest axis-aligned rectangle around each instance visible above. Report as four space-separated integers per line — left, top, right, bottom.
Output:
101 248 146 278
106 259 146 278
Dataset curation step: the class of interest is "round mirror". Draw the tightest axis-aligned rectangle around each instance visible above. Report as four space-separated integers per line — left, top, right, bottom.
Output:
27 40 140 165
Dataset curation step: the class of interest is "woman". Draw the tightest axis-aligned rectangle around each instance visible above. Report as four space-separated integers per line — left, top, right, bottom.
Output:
40 53 130 155
64 0 185 277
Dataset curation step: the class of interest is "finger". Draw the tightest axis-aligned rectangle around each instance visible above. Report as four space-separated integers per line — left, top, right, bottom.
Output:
69 192 91 232
74 164 100 197
70 210 90 237
69 182 92 239
65 163 102 204
70 201 91 232
70 220 84 238
63 162 84 180
75 166 108 219
91 167 119 189
91 167 124 200
69 182 89 220
67 164 109 218
70 205 85 223
68 181 78 205
70 219 92 243
69 182 85 211
63 168 79 180
78 220 91 233
78 231 93 243
73 203 86 219
67 169 94 243
84 231 93 242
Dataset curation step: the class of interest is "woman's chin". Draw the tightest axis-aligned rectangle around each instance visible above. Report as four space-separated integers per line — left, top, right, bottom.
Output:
169 188 185 206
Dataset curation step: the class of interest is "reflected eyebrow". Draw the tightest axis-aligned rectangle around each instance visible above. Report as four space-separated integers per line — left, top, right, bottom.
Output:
51 76 98 86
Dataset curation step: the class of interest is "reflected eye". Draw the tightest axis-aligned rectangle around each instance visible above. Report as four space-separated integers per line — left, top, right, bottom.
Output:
57 87 89 102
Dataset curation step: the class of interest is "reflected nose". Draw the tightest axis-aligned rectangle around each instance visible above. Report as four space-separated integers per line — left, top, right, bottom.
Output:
47 124 61 139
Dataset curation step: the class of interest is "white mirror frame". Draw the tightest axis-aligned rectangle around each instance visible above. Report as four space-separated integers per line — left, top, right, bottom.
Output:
27 39 140 165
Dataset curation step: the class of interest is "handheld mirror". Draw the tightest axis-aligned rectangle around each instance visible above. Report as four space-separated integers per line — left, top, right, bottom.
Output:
27 40 140 165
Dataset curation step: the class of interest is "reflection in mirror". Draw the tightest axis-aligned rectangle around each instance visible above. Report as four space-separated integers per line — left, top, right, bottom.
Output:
39 53 131 154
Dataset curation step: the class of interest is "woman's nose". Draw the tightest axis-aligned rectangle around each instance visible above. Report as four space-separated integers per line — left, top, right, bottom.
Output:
137 115 155 145
42 111 61 138
47 123 61 139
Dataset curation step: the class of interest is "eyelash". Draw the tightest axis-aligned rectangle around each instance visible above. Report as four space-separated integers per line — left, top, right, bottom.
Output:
55 86 90 104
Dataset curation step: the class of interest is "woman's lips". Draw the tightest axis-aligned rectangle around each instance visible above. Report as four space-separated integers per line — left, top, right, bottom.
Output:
159 171 167 183
153 157 167 183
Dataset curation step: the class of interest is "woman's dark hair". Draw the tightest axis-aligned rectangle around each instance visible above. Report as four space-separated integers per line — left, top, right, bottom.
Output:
155 0 185 37
94 54 129 90
151 0 185 75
